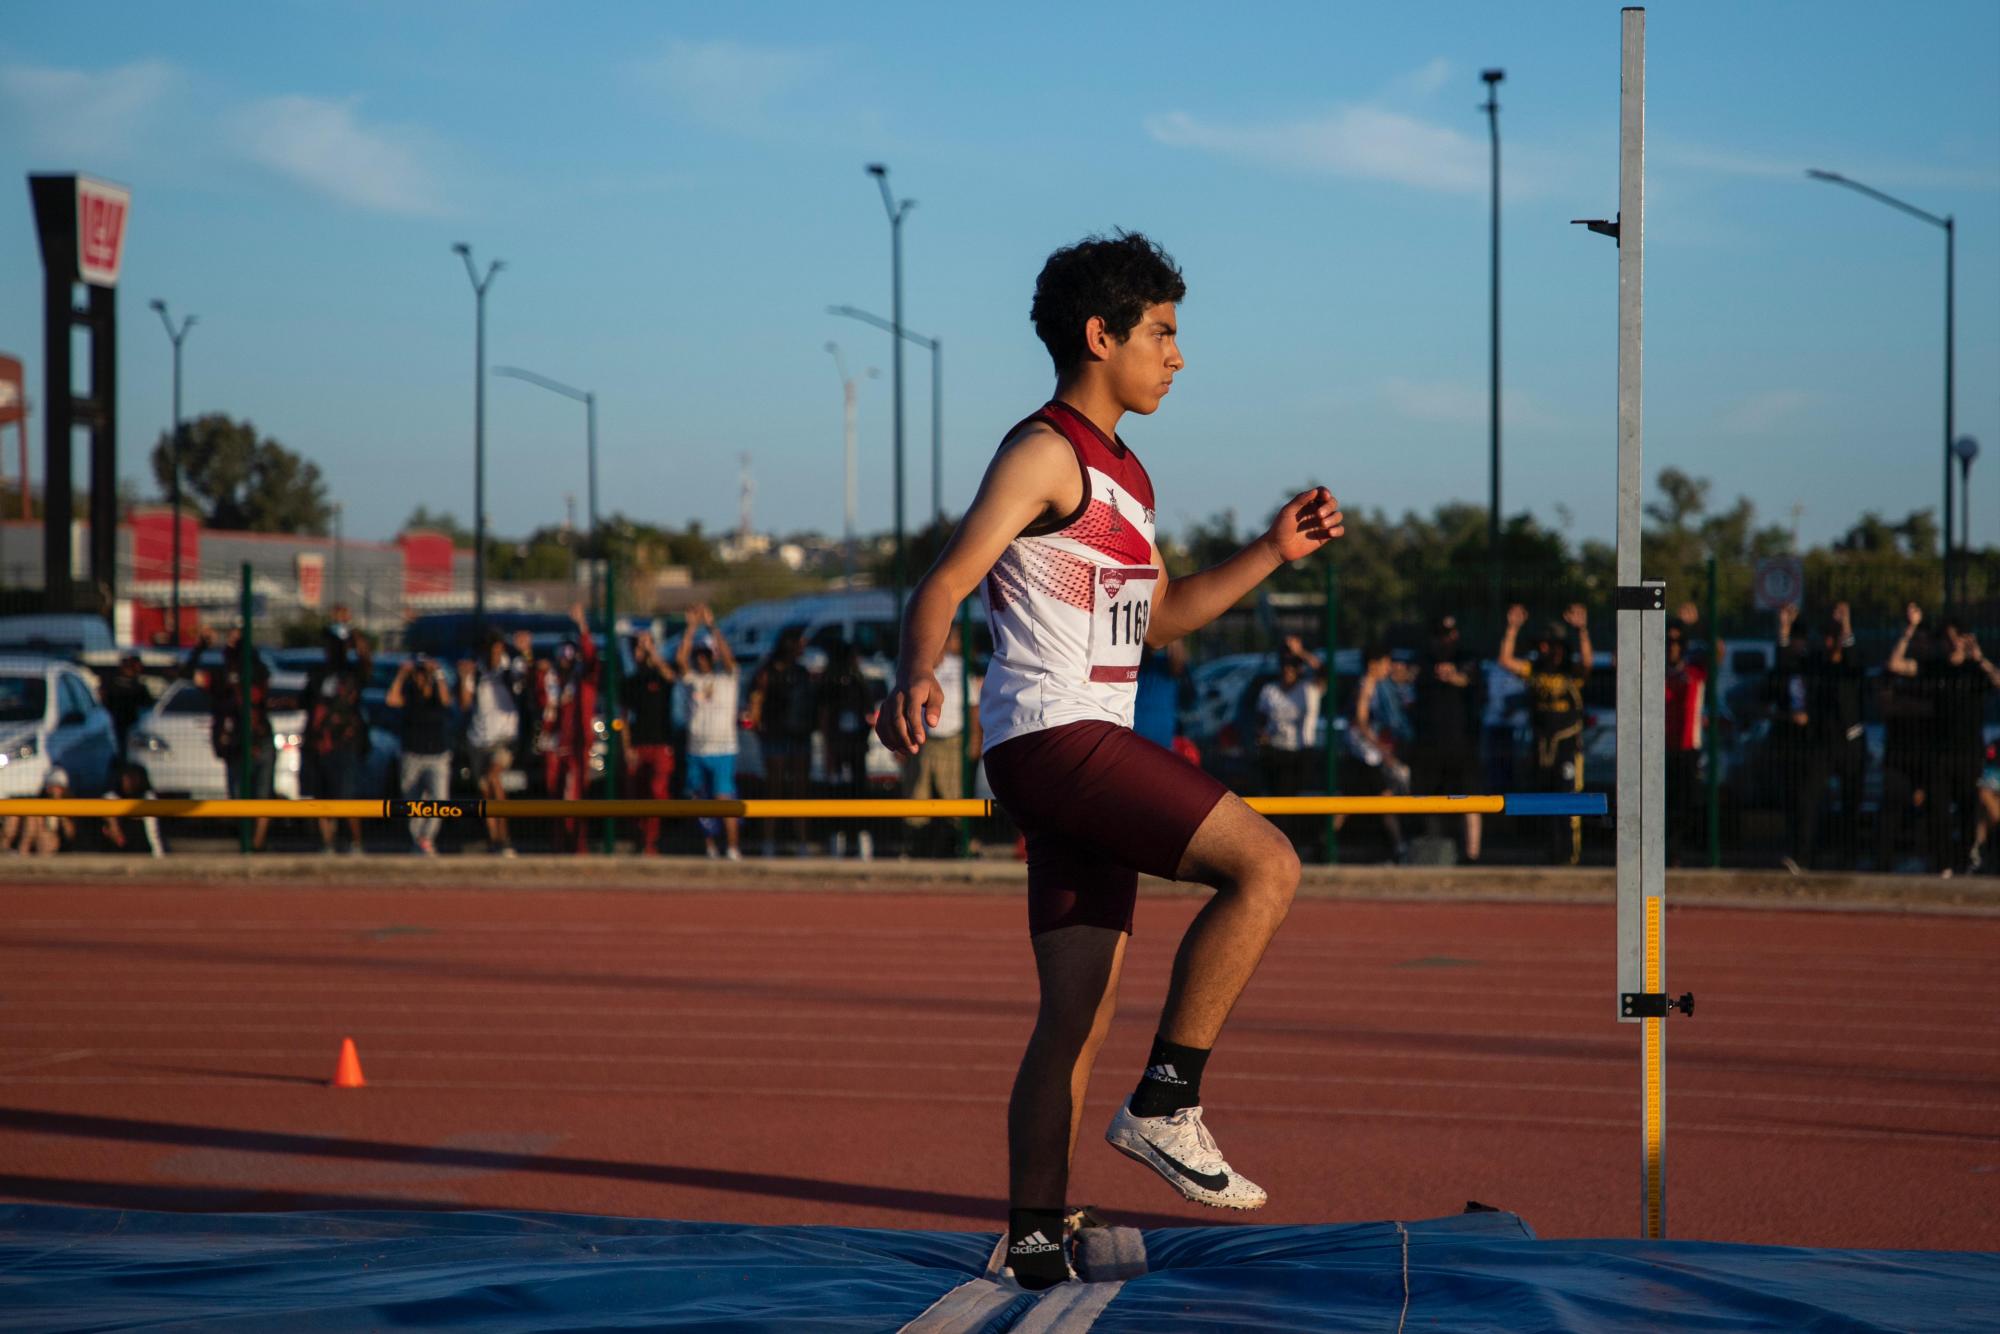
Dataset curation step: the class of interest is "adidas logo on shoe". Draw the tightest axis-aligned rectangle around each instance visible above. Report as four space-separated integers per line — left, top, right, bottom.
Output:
1009 1230 1062 1255
1145 1062 1185 1085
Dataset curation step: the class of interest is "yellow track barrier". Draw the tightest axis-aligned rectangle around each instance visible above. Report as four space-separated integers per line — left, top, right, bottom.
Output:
0 793 1604 821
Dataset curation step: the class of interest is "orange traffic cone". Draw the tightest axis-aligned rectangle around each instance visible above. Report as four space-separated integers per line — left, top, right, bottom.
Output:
332 1037 366 1089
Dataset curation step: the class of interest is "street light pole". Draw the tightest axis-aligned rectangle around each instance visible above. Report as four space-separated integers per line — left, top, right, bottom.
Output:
149 300 195 643
1481 68 1504 638
825 343 879 584
1806 170 1955 603
866 165 915 617
828 303 942 526
494 365 598 608
1956 436 1980 586
453 244 503 639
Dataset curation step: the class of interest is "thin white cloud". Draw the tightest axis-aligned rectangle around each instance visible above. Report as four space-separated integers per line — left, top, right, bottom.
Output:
1147 104 1490 195
1659 140 2000 193
1383 377 1569 433
1716 389 1811 434
1392 57 1454 99
633 37 829 132
232 96 446 216
0 58 177 157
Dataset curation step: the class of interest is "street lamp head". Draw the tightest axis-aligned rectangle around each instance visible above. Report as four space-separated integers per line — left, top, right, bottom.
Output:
1954 435 1980 465
149 298 166 313
1482 68 1505 83
452 242 471 257
1805 169 1844 184
866 163 887 178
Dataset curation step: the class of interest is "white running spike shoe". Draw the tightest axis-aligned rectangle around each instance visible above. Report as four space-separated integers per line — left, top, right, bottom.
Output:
1105 1100 1268 1210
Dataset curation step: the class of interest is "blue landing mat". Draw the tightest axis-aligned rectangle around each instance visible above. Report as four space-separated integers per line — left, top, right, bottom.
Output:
0 1205 1993 1332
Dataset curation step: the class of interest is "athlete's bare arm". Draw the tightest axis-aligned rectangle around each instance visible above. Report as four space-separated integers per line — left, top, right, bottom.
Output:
880 426 1080 755
1145 487 1344 647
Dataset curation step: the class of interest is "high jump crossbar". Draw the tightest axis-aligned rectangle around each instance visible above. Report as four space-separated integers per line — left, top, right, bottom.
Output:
0 794 1607 822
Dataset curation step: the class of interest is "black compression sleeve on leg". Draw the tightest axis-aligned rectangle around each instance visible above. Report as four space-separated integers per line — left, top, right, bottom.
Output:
1129 1033 1211 1117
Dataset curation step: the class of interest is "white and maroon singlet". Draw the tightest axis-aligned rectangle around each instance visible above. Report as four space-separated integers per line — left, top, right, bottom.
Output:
979 400 1161 751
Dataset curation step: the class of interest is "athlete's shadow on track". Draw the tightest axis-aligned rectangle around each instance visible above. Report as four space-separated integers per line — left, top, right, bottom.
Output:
0 1107 1200 1227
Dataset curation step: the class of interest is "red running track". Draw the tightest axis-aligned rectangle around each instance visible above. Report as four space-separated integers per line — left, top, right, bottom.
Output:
0 882 1994 1249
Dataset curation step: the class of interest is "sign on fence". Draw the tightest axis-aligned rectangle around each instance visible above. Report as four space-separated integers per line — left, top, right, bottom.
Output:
1752 556 1804 611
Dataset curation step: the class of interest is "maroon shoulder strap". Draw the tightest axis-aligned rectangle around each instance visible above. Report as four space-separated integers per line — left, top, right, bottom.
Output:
1013 404 1092 538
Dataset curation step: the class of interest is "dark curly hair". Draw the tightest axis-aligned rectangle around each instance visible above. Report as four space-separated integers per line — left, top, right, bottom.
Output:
1030 230 1185 374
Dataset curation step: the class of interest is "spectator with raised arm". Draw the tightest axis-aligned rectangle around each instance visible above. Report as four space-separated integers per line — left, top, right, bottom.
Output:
1890 604 2000 875
625 630 679 856
460 634 522 858
676 604 742 860
1500 603 1591 866
1776 601 1867 874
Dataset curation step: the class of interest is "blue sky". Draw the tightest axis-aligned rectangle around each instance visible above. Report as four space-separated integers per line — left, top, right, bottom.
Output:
2 0 1996 554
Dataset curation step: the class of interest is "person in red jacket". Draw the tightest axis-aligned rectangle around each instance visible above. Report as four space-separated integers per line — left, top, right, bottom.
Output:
551 603 599 853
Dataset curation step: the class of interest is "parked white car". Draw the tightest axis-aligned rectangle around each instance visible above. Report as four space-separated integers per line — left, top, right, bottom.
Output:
125 678 309 800
0 655 120 797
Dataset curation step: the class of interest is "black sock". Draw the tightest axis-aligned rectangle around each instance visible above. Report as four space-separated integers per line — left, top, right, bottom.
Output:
1129 1034 1210 1117
1005 1207 1069 1288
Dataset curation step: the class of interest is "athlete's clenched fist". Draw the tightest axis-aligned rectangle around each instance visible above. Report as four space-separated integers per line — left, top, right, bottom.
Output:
1265 486 1345 563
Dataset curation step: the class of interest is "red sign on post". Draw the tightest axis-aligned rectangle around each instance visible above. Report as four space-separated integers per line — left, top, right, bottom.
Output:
75 177 131 287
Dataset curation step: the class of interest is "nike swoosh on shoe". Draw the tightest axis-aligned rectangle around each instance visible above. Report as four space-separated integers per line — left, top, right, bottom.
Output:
1140 1136 1231 1191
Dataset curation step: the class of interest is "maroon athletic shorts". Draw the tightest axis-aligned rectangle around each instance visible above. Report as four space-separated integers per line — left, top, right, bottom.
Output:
983 719 1229 936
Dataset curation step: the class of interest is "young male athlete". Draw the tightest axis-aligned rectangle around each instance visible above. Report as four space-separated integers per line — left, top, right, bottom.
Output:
878 232 1344 1288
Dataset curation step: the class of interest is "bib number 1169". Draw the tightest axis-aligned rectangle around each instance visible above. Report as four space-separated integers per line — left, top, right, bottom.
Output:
1105 597 1149 647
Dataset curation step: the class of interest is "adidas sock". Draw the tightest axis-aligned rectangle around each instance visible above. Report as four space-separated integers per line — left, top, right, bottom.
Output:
1129 1034 1211 1117
1005 1207 1069 1289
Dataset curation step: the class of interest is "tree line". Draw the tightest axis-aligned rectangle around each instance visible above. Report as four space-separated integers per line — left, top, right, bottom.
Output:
138 414 1983 634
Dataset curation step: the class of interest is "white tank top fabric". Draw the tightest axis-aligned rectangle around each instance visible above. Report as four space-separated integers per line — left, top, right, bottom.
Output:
467 670 520 748
979 401 1161 752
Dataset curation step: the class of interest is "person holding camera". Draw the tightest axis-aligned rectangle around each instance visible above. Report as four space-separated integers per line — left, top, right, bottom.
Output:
626 630 679 855
388 653 453 855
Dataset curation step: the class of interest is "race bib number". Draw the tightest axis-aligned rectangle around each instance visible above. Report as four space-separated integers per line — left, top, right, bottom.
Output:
1087 566 1158 683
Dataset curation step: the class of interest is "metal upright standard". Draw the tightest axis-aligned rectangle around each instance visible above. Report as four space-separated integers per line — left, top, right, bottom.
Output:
1575 7 1687 1241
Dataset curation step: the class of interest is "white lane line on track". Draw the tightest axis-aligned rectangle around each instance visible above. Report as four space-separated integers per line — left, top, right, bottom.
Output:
8 921 1995 971
4 1075 1988 1151
0 1048 93 1075
3 966 1983 1016
13 1019 2000 1089
8 998 1986 1041
13 1045 1990 1116
7 1000 1992 1059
